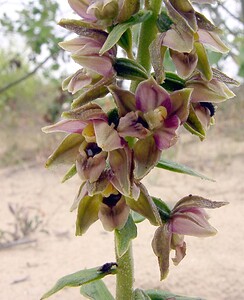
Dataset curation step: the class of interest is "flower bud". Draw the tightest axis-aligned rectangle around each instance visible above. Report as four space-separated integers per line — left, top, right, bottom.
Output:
87 0 119 21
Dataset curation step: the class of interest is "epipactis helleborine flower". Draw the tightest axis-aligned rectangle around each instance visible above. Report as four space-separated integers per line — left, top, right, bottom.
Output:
110 78 192 179
152 195 228 280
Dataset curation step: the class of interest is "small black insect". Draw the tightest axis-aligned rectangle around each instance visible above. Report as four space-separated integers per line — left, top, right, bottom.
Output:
200 102 216 117
99 262 118 273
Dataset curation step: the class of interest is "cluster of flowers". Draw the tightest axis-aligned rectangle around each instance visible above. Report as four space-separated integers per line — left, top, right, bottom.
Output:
43 0 236 279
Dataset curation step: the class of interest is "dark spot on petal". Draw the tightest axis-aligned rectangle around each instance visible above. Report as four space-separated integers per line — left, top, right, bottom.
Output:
137 116 149 129
103 193 122 207
200 102 216 117
85 143 102 157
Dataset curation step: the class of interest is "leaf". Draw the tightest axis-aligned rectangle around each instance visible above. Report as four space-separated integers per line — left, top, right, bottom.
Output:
156 158 214 181
99 10 152 55
146 289 204 300
115 214 137 258
133 288 151 300
62 164 77 183
80 279 115 300
40 266 116 299
152 197 171 222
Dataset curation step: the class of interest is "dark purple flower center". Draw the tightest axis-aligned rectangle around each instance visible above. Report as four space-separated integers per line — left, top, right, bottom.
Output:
137 116 149 129
85 143 102 157
200 102 215 117
103 193 122 207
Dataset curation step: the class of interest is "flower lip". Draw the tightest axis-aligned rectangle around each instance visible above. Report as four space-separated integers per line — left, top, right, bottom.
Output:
103 193 122 207
85 143 103 157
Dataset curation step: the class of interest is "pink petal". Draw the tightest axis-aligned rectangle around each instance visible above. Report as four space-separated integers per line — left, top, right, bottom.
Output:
161 29 194 53
171 211 217 237
109 147 132 196
136 78 170 112
198 29 229 53
76 151 107 183
93 120 123 151
72 54 113 76
117 112 149 139
153 115 180 150
68 0 96 21
98 197 130 231
42 119 86 134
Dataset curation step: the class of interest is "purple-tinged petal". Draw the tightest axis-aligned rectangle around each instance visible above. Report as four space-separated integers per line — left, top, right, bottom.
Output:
170 211 217 237
169 88 192 123
68 0 96 21
98 196 130 231
171 234 186 265
134 135 161 180
136 78 170 112
170 49 198 78
198 29 229 53
187 78 235 103
42 119 86 134
72 54 113 76
93 120 123 151
154 115 180 150
109 147 132 196
86 170 112 196
152 225 172 280
117 112 149 139
108 85 136 116
59 37 93 53
62 69 93 94
165 0 197 32
76 148 107 183
161 28 194 53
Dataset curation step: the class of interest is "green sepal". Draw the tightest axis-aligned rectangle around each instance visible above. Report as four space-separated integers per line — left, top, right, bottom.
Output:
99 10 152 55
133 288 151 300
125 184 161 226
45 133 84 168
76 194 102 236
71 85 109 109
195 42 213 81
156 10 173 33
145 289 204 300
62 164 77 183
114 58 148 81
80 279 115 300
156 158 214 181
184 104 206 140
58 18 103 33
115 214 137 258
40 266 117 299
152 197 171 222
160 72 186 92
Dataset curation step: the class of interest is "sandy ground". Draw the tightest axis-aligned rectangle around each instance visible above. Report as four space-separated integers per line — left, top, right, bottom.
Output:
1 130 244 300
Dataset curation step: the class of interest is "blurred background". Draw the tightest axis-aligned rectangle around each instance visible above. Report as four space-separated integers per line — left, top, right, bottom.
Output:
0 1 243 300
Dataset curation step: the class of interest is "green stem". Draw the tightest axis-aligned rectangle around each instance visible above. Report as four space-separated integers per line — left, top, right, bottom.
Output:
115 240 134 300
131 0 162 91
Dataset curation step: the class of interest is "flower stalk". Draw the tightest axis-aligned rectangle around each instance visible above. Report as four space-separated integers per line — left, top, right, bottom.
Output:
115 239 134 300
